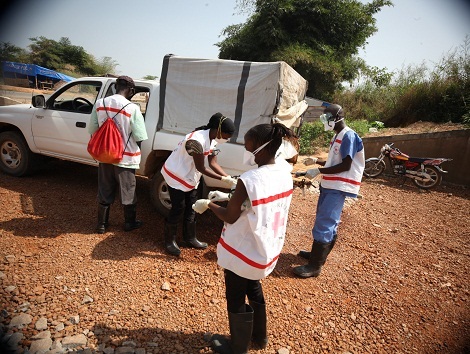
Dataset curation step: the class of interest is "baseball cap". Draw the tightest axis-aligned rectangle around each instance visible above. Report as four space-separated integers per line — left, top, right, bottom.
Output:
116 75 135 88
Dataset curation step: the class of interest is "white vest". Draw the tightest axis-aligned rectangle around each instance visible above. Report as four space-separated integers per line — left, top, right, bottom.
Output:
95 95 142 166
217 163 293 280
162 129 216 191
321 127 365 195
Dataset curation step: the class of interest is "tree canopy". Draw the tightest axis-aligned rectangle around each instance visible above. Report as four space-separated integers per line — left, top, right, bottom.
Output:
1 36 118 78
218 0 392 99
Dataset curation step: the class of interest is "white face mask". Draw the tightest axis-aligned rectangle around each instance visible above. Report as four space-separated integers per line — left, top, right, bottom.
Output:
276 139 298 160
215 138 228 144
243 140 272 166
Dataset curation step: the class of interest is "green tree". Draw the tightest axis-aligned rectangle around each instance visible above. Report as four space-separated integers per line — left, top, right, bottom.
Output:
1 37 120 78
92 56 119 76
0 42 29 63
28 36 99 75
28 36 63 69
219 0 392 99
142 75 158 80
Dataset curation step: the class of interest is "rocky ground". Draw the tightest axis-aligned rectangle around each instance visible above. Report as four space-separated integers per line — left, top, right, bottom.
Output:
0 155 469 354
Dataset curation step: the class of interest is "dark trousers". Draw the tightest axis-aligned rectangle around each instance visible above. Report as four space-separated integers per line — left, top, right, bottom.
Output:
98 163 137 205
224 269 265 314
167 185 199 224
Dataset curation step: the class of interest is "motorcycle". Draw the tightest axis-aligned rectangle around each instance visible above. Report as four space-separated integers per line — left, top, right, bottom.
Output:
363 143 452 189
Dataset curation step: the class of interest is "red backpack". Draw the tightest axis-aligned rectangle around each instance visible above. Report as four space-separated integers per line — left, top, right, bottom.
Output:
87 100 131 164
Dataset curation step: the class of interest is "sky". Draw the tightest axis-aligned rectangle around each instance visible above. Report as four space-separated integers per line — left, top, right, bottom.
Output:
1 0 469 80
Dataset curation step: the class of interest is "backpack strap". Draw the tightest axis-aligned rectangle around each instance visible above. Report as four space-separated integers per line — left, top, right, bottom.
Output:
102 98 133 157
102 98 130 120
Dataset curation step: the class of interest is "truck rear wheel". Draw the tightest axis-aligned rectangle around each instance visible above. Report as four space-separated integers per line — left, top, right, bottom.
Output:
150 171 171 218
0 131 36 177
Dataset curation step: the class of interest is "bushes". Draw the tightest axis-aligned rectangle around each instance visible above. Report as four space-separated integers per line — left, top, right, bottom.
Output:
298 121 332 155
334 37 470 127
298 119 371 155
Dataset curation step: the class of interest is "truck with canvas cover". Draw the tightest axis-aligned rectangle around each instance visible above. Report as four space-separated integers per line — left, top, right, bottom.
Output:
0 55 308 216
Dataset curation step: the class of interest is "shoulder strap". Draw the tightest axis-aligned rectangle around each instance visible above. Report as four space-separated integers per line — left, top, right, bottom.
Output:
102 98 134 155
102 98 130 120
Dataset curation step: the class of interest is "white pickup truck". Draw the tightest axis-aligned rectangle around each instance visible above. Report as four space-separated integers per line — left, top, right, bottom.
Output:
0 55 308 215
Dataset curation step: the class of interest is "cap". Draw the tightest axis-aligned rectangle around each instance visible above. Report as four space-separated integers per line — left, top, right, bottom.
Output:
209 112 235 135
324 104 344 119
116 75 135 88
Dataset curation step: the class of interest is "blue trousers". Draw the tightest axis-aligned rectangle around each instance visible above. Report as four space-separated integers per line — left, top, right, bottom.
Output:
312 187 346 243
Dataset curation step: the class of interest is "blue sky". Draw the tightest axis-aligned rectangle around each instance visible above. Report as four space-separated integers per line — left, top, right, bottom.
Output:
1 0 469 79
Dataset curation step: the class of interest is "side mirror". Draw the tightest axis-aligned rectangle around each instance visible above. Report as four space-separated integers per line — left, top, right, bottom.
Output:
32 95 46 108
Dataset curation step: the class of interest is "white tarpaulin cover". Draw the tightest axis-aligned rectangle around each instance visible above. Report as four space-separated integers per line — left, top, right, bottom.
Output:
158 55 308 144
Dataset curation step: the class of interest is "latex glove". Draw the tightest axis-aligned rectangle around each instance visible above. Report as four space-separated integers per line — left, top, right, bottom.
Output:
302 157 318 166
221 175 237 188
305 167 321 179
192 199 210 214
208 190 230 202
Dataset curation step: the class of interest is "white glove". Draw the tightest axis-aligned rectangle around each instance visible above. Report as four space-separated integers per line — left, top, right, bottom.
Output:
192 199 210 214
208 190 230 202
305 167 321 179
302 157 318 166
221 175 237 188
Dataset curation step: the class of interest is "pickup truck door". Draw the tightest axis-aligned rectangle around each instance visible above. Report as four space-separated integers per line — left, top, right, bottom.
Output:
31 81 102 162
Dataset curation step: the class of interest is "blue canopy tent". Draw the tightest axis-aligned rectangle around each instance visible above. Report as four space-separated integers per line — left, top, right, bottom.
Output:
1 61 74 89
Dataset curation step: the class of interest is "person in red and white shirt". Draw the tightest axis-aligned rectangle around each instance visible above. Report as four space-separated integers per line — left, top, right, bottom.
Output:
89 76 148 234
161 113 237 257
293 104 365 278
193 123 295 353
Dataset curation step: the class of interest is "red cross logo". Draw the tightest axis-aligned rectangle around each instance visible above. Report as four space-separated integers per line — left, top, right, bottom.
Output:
272 211 285 238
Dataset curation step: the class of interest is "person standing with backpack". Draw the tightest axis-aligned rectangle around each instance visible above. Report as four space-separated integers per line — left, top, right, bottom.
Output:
88 75 148 234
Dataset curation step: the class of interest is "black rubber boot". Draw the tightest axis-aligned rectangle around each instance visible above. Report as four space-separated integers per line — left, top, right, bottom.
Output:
123 204 143 231
164 222 181 257
212 304 253 354
249 300 268 349
96 203 110 234
181 221 208 249
293 240 335 278
298 235 337 260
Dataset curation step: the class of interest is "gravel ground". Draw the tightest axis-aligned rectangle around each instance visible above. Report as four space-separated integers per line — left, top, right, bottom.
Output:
0 157 469 354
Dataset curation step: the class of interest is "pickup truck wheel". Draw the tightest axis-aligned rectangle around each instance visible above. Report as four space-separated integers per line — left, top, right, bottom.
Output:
150 171 171 218
0 132 36 177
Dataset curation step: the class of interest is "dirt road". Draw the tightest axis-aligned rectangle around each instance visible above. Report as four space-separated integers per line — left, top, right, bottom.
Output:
0 158 469 353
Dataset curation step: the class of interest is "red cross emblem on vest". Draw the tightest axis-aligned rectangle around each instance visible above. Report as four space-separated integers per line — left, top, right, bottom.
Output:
272 211 285 238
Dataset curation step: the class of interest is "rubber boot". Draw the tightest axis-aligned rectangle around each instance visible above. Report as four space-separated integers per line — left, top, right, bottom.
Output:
249 300 268 349
96 203 110 234
181 221 208 249
164 222 181 257
123 204 143 231
298 234 337 260
293 240 335 278
212 304 254 354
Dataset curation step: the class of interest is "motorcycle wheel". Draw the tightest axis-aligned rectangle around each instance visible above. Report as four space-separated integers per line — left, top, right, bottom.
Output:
413 165 442 189
363 158 386 177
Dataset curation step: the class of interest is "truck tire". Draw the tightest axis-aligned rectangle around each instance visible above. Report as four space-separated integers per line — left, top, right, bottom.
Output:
150 171 171 218
0 131 36 177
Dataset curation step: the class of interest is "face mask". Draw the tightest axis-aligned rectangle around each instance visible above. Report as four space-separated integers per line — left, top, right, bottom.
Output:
243 140 272 166
215 138 228 144
276 139 298 159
